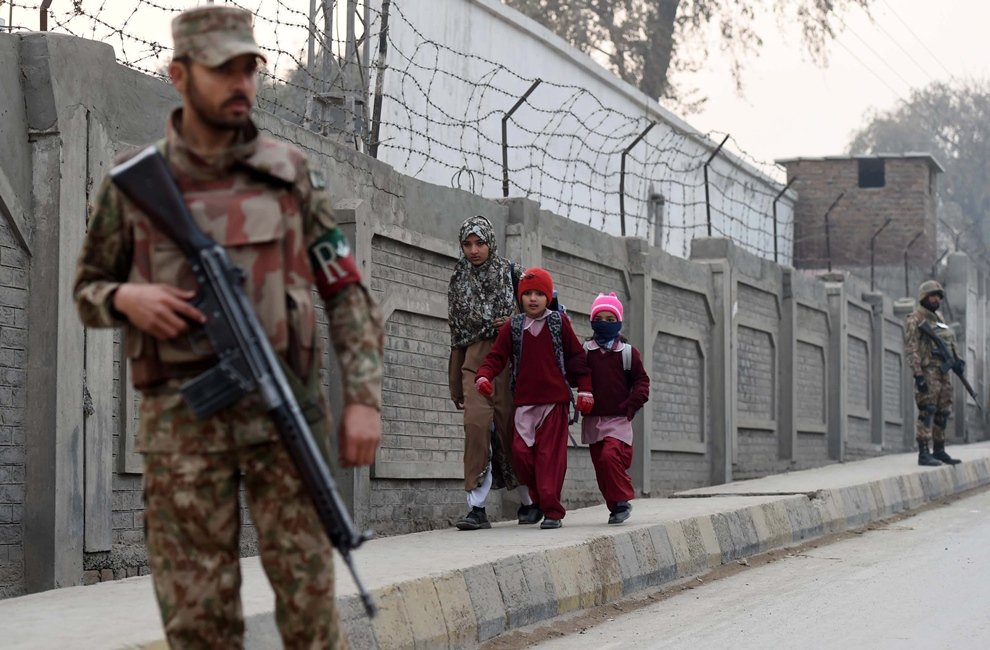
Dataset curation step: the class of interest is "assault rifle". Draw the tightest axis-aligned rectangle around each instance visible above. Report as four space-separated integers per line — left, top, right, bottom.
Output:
111 146 377 617
919 320 980 410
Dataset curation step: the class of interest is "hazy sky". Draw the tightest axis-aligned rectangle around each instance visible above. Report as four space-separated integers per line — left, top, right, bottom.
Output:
680 0 990 163
4 0 986 169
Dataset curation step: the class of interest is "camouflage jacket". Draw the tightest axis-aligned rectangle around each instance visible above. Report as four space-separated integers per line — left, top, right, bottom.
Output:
74 110 383 442
904 305 958 376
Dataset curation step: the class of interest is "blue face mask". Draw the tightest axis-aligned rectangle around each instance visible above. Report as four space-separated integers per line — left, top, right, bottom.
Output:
591 320 622 346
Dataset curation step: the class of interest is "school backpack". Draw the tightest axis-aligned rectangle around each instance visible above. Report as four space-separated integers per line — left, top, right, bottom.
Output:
509 310 578 424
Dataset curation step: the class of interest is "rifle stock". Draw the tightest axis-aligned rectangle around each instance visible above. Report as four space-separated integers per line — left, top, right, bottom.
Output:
111 145 378 617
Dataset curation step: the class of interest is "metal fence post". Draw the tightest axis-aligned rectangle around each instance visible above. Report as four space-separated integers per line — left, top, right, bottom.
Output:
501 79 541 198
904 230 923 297
772 176 797 264
369 0 391 158
870 218 892 291
703 134 729 237
823 192 844 272
619 121 656 237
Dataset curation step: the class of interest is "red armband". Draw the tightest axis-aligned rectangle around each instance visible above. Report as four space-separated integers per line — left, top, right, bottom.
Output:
308 228 362 299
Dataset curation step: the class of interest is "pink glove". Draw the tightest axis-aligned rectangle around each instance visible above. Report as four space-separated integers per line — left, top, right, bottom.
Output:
575 391 594 414
475 376 494 397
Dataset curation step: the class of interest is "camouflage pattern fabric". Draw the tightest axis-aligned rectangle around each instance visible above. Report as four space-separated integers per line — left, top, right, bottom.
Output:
171 5 266 67
74 107 382 648
915 367 953 443
904 304 958 443
74 109 383 418
904 305 958 377
143 441 347 649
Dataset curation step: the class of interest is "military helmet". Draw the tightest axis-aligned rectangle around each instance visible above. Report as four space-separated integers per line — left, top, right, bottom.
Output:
918 280 945 302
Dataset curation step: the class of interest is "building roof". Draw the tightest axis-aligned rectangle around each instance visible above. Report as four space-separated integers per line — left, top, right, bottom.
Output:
774 153 944 173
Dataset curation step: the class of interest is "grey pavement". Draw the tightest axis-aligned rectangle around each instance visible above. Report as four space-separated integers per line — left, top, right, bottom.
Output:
3 442 990 649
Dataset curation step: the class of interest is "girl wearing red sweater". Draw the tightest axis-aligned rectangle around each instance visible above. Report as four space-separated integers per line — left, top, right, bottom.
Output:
475 268 593 529
582 293 650 524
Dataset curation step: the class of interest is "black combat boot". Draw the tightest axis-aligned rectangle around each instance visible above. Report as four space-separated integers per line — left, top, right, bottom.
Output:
918 441 942 467
932 441 961 465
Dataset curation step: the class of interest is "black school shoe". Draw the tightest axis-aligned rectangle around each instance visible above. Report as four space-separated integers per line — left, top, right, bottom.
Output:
455 506 491 531
608 502 632 525
517 504 543 525
540 518 562 529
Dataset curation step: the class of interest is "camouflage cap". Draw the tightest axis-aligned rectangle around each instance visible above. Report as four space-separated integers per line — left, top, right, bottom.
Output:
172 5 266 67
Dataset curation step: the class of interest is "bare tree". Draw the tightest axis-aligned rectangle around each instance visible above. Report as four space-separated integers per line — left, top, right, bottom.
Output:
504 0 873 110
847 79 990 257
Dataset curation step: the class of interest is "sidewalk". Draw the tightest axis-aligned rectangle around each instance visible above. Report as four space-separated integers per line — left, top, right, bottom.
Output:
5 443 990 649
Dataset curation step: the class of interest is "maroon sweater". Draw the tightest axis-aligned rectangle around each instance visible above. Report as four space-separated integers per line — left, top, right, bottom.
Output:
586 343 650 417
477 316 591 405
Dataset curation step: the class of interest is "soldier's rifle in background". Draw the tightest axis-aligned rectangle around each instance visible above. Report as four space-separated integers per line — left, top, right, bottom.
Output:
110 146 378 617
919 320 981 411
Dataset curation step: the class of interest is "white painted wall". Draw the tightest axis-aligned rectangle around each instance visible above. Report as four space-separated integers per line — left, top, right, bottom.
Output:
368 0 794 263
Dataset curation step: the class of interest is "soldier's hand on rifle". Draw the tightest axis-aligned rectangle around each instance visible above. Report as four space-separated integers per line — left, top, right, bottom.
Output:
956 359 966 374
112 283 207 340
338 403 381 467
914 374 929 393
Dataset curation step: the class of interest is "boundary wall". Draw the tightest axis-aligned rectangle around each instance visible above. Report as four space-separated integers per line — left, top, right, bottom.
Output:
2 32 989 599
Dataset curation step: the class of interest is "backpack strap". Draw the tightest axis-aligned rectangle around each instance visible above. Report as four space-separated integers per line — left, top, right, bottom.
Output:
509 313 526 394
621 344 632 372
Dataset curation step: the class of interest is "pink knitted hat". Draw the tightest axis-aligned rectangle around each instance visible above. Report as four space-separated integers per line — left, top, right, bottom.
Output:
590 292 623 321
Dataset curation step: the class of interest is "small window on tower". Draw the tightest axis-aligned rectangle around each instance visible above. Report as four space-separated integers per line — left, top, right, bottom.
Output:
858 159 885 188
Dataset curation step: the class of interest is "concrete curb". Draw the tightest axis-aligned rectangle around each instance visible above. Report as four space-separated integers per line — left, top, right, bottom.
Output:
5 452 989 649
335 457 990 649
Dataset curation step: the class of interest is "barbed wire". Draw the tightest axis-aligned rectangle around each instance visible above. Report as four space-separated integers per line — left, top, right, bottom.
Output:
17 0 797 262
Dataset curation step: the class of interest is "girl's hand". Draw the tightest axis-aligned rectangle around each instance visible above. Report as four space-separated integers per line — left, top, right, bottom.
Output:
576 391 594 414
492 316 509 328
475 376 494 396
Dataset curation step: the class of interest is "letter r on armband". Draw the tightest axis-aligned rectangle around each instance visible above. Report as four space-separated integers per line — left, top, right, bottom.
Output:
308 228 362 298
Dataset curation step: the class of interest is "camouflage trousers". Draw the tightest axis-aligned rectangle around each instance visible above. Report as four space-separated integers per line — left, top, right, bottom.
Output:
914 367 953 443
143 441 347 650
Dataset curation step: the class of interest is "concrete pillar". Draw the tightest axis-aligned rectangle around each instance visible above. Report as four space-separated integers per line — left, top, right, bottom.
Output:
863 291 885 446
22 34 86 591
945 252 971 442
893 298 916 451
624 237 652 496
326 198 374 528
690 238 735 485
503 198 542 268
823 274 847 462
778 269 797 463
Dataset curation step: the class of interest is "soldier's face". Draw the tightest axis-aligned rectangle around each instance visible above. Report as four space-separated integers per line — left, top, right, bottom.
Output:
924 293 942 310
172 54 259 131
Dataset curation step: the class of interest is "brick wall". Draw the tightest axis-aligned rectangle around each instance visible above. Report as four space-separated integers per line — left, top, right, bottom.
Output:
735 430 787 479
0 219 27 598
650 452 709 496
794 433 830 468
786 157 938 272
652 333 705 445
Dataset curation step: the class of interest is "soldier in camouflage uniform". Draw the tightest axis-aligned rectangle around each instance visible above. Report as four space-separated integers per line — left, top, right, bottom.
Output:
73 6 383 649
904 280 963 467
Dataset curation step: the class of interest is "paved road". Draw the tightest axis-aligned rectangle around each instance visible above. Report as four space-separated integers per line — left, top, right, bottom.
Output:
532 488 990 649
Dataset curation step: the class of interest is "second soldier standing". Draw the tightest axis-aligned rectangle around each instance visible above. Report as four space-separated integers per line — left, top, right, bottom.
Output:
904 280 963 466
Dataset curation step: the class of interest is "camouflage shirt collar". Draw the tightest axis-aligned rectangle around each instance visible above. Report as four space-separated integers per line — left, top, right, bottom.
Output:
915 305 944 324
165 108 260 180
